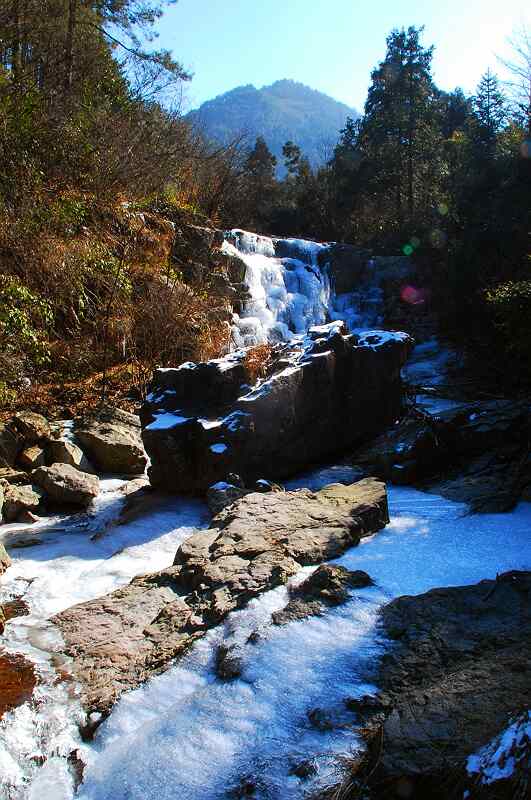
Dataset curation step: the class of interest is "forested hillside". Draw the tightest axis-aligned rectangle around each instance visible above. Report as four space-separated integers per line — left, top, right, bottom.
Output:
186 80 357 174
0 6 530 416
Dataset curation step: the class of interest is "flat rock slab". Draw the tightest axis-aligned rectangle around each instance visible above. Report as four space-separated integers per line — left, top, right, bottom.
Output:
348 571 531 799
54 478 388 718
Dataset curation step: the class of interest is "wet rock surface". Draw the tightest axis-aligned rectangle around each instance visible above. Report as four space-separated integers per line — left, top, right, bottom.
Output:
54 478 388 717
272 564 374 625
75 407 147 475
141 326 412 494
344 571 531 799
0 651 37 719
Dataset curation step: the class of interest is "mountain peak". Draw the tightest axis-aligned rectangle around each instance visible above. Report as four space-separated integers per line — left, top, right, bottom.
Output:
187 80 358 174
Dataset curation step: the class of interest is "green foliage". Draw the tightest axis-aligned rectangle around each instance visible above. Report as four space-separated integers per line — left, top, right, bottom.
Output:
486 279 531 359
472 70 507 154
0 277 53 383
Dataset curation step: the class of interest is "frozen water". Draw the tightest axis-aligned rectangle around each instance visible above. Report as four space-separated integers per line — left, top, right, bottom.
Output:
224 231 332 347
75 485 531 800
224 229 392 349
467 710 531 784
0 483 208 799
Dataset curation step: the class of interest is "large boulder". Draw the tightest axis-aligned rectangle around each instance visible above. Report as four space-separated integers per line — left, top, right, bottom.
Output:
17 445 46 470
354 399 531 511
0 422 23 468
13 411 51 445
1 480 44 522
32 464 99 507
54 477 388 718
344 571 531 799
75 407 147 475
141 325 412 494
46 439 96 475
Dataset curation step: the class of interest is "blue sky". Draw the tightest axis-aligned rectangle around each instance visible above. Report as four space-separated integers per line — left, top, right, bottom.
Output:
156 0 530 112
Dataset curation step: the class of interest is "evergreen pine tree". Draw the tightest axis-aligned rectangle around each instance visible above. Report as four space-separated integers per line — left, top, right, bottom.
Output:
472 69 507 156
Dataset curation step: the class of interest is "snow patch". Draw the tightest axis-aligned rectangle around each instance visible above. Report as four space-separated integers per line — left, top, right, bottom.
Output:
467 711 531 784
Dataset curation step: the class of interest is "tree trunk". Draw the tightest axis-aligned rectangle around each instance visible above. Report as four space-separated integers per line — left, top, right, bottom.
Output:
407 68 415 220
11 0 21 85
64 0 77 95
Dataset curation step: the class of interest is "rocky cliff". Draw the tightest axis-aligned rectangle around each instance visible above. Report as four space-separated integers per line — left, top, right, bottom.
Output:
141 324 412 494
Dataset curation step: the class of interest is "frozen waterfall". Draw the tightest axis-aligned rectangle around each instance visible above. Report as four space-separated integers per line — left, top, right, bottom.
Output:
222 229 385 349
223 230 330 348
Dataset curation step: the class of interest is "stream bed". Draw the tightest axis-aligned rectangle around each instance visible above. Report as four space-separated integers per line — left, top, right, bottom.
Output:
1 465 530 800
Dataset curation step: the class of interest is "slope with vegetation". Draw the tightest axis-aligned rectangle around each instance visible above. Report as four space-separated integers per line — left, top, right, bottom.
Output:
0 7 529 417
0 0 246 416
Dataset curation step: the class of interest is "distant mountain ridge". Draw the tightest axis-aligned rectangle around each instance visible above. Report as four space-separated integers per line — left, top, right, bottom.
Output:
187 79 358 174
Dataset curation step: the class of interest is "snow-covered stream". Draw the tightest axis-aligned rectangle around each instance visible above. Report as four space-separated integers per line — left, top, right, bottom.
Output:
1 468 530 799
0 485 209 798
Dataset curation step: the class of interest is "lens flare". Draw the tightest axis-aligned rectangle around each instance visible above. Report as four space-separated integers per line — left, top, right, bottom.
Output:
402 244 414 256
400 285 429 305
521 139 531 159
438 203 449 216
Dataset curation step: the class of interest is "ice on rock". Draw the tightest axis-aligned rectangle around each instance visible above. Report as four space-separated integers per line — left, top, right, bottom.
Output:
209 443 228 454
225 229 389 349
467 711 531 785
225 230 333 348
74 486 531 800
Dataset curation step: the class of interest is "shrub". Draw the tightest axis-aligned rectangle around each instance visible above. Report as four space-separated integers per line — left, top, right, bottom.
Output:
243 344 273 384
485 277 531 371
0 276 53 385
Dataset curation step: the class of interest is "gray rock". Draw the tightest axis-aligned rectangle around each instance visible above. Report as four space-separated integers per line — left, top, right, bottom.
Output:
0 422 23 467
272 564 374 625
17 445 46 470
215 643 243 680
32 464 99 507
354 399 531 512
54 478 388 717
13 411 51 444
75 407 147 475
142 326 412 494
1 481 44 522
342 571 531 799
46 439 96 475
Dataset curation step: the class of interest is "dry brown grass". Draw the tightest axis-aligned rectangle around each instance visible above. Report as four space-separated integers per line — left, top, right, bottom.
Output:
243 344 274 385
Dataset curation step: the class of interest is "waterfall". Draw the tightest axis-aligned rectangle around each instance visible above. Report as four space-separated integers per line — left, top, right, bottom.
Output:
222 229 385 349
222 230 331 348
